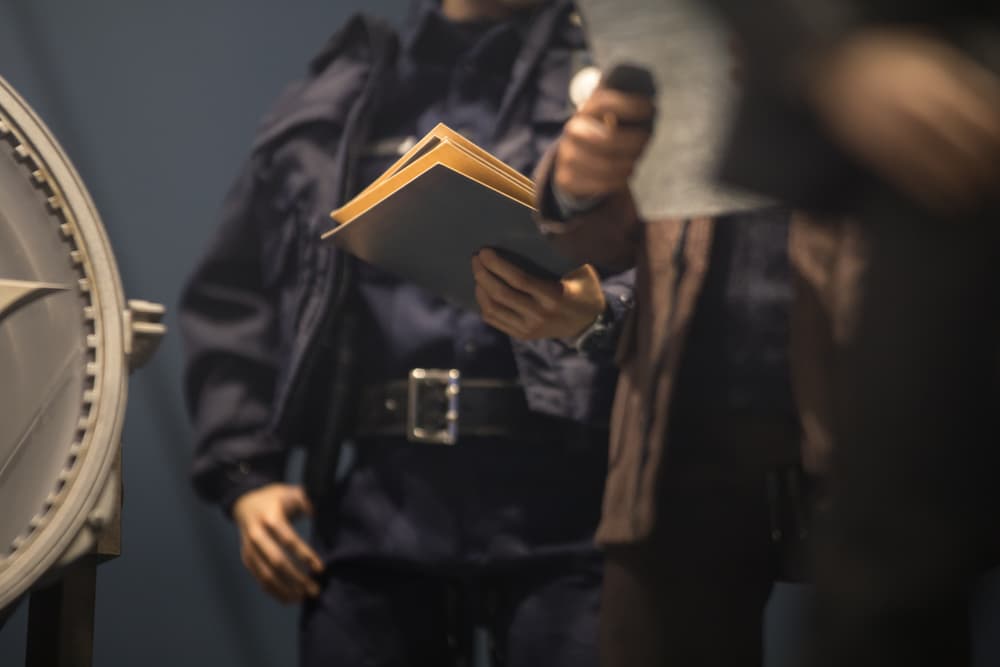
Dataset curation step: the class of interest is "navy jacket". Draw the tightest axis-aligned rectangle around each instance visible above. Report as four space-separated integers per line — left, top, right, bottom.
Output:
181 1 632 555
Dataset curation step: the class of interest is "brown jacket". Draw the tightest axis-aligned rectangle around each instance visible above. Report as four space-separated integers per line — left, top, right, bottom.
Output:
535 151 867 546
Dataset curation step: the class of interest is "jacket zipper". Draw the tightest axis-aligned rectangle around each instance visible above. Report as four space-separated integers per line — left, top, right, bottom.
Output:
272 26 393 439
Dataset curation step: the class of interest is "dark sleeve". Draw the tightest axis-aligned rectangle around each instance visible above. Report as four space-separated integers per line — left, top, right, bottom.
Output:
507 144 638 425
590 268 636 358
180 153 289 515
533 145 643 273
531 143 637 355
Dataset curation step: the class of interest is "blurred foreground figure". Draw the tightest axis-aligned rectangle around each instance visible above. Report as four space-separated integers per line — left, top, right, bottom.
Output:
180 1 635 665
517 77 826 665
705 1 1000 665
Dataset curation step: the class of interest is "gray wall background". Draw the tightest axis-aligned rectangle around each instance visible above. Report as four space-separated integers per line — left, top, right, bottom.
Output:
0 1 998 666
0 2 404 665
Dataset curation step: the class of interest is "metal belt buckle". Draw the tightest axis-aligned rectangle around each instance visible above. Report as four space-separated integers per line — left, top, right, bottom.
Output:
407 368 461 445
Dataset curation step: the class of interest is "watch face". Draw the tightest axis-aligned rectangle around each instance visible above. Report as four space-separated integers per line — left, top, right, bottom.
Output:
0 77 127 610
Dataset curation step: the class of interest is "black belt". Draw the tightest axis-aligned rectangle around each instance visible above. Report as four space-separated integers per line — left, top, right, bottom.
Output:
354 369 529 445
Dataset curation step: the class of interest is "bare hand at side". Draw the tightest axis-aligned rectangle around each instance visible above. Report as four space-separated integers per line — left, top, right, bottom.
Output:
232 483 323 604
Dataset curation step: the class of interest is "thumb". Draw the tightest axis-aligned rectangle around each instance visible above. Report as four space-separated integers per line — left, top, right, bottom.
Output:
562 264 602 297
580 87 655 127
283 485 315 518
564 264 600 284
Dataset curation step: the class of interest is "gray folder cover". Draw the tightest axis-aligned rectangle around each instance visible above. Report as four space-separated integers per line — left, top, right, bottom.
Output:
326 165 576 310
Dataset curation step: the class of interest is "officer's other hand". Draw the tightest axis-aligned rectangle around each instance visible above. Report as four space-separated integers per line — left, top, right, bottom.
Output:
232 483 323 604
554 87 655 200
471 248 605 340
807 29 1000 213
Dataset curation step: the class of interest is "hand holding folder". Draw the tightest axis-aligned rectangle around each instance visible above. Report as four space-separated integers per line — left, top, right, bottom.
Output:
471 248 607 341
322 124 576 310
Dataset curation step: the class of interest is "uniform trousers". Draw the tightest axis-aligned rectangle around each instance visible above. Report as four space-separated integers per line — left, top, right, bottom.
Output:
300 556 601 667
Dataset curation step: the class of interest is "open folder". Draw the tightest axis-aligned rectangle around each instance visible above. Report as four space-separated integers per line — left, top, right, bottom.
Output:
321 123 576 310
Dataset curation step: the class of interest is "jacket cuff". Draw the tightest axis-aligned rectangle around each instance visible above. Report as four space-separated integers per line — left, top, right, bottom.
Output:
580 284 634 358
602 283 634 332
533 144 642 272
550 180 604 220
194 453 287 518
537 152 570 223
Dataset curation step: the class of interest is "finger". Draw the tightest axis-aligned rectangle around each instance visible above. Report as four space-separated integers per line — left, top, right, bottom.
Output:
555 155 634 198
481 312 532 339
946 54 1000 151
242 542 299 603
555 124 643 199
254 563 297 604
482 311 534 339
889 52 1000 203
474 276 539 332
558 151 635 185
919 108 999 195
264 517 324 575
283 486 315 519
847 95 979 210
564 115 652 159
564 264 602 287
248 526 317 599
939 83 1000 187
553 169 623 200
476 286 532 338
473 257 542 318
580 87 656 125
478 249 562 310
564 117 652 160
472 274 493 313
559 141 640 181
882 134 978 212
896 99 992 206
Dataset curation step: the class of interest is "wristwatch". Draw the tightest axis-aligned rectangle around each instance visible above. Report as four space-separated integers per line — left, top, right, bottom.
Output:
568 306 614 354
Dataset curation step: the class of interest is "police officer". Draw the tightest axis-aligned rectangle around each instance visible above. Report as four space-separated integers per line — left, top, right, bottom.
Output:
180 1 633 665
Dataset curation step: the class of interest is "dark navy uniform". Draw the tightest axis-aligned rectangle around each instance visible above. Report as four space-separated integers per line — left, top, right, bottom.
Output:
180 2 633 665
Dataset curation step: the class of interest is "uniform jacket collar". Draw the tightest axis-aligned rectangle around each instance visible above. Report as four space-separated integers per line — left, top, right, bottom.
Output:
252 2 579 152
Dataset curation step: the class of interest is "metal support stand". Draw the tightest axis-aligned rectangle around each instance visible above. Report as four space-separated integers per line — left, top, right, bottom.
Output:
24 450 122 667
25 560 98 667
